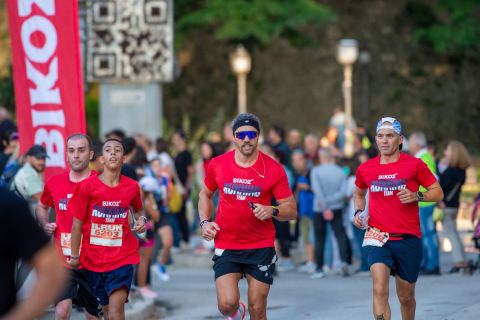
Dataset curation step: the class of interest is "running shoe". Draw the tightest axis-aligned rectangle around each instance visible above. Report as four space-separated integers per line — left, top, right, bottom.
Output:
310 271 326 279
151 263 170 282
277 259 295 272
226 301 246 320
138 286 158 299
297 261 316 273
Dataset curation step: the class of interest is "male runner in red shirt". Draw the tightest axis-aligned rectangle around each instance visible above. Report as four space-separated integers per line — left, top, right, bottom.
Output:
353 117 443 320
37 134 101 319
198 113 297 320
68 138 146 320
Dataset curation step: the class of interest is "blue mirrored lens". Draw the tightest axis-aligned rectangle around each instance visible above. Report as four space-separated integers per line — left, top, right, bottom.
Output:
235 131 258 140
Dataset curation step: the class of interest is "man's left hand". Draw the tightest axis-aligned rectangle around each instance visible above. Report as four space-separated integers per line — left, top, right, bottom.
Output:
252 203 274 221
397 189 418 204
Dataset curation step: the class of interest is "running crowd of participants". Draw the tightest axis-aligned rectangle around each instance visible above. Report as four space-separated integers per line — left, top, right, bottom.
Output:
1 116 479 301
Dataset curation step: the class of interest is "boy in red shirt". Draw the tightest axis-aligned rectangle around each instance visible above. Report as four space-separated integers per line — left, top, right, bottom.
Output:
353 117 443 320
37 134 101 319
69 138 146 320
198 113 297 320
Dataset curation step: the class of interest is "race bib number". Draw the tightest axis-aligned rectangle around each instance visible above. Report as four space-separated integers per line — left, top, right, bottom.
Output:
90 223 123 247
60 233 82 256
61 232 72 256
362 228 389 247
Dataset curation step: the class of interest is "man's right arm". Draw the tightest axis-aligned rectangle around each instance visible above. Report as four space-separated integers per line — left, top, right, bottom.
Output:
198 186 220 241
36 201 56 235
353 187 368 228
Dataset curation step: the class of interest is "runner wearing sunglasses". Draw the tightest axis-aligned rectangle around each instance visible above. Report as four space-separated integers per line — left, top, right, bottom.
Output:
198 112 297 320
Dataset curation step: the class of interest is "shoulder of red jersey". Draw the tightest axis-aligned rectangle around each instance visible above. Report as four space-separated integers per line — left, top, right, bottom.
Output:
210 149 235 165
120 174 140 186
44 170 70 186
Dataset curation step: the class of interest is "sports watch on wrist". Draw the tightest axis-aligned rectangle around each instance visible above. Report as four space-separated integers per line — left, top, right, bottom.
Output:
416 191 424 202
271 206 279 217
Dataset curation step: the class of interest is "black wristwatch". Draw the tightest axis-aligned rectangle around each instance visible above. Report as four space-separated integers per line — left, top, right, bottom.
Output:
416 191 424 202
200 219 211 228
271 206 279 217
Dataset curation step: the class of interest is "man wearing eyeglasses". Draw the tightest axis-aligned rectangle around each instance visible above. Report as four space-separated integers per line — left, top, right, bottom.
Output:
198 113 297 320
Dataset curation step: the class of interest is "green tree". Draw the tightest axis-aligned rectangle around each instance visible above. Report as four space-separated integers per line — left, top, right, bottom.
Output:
414 0 480 55
175 0 335 47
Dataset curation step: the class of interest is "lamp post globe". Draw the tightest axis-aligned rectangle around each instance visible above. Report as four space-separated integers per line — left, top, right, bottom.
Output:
337 39 358 158
230 45 251 114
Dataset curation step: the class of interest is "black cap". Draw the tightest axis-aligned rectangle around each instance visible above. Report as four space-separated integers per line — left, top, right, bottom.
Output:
232 113 261 133
26 144 48 159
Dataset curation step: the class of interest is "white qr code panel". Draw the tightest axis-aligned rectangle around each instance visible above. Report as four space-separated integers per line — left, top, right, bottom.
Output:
86 0 173 83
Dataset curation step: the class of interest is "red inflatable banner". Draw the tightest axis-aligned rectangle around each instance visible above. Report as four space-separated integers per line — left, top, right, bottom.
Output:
7 0 85 178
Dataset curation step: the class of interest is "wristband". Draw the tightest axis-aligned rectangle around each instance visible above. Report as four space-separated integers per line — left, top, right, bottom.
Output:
200 219 211 228
354 209 363 216
70 256 79 260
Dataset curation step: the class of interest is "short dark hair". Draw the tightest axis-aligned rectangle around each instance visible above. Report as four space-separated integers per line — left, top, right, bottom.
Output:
67 133 93 150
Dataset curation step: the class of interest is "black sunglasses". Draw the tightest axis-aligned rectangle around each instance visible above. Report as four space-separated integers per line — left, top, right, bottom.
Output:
235 131 258 140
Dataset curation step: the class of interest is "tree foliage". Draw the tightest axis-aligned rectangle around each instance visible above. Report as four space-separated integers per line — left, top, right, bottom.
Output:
175 0 335 47
414 0 480 55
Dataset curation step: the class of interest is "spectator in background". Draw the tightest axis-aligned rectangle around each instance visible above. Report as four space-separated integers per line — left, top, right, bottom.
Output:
287 129 302 150
268 124 292 170
150 157 174 282
310 147 350 279
292 149 316 273
171 129 194 246
222 121 235 153
120 137 139 181
0 131 19 174
12 145 47 212
409 132 440 275
1 188 67 320
89 141 103 173
0 106 17 153
155 137 175 174
136 176 161 299
304 133 319 169
0 131 20 189
438 140 472 273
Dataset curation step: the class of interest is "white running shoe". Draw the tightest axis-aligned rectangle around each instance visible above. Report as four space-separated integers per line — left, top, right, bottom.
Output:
297 261 316 273
138 286 158 299
277 259 295 272
310 271 326 279
151 263 170 282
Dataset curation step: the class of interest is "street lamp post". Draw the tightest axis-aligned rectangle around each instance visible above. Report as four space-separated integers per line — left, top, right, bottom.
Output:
230 45 251 114
336 39 358 158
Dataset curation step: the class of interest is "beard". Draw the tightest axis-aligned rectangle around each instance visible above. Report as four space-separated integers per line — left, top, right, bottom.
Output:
236 140 257 157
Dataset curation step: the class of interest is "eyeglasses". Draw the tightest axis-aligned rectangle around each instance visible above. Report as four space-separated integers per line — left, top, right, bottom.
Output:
235 131 258 140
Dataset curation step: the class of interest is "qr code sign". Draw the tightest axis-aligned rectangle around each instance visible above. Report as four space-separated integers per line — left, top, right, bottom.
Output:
86 0 173 83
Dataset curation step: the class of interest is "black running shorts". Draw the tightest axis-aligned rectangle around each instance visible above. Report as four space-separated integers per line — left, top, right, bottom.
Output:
212 247 277 285
57 269 102 317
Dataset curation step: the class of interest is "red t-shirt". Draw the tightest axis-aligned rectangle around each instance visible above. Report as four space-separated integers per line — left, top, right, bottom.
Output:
204 150 292 249
355 153 437 238
70 175 143 272
40 171 97 268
